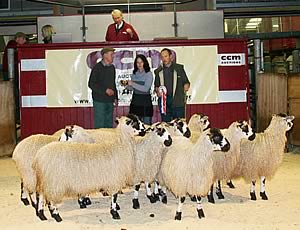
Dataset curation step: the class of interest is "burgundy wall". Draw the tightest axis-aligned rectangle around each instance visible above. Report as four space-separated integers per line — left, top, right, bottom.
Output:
18 39 249 139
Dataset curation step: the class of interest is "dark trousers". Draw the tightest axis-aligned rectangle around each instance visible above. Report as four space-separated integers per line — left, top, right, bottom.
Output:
158 96 185 122
93 101 113 128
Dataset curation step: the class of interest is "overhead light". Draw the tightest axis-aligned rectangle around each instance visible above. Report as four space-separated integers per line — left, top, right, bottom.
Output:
273 24 279 28
249 18 262 23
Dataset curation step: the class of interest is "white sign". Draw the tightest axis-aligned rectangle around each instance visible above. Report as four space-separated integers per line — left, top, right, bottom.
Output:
218 53 246 66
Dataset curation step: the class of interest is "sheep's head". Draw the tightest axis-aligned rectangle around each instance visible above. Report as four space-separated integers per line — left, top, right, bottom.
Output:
189 113 210 131
236 120 256 141
58 125 95 143
168 118 191 138
116 114 146 136
272 113 295 131
207 128 230 152
149 123 173 147
58 125 75 141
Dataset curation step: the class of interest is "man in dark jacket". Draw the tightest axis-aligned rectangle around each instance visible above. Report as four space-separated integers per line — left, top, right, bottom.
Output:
88 47 118 128
154 48 190 122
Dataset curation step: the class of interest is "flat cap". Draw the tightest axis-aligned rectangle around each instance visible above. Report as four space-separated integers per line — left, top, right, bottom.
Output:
15 32 26 39
101 47 115 55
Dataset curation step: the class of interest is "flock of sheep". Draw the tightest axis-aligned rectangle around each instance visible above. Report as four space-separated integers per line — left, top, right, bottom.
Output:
12 113 294 222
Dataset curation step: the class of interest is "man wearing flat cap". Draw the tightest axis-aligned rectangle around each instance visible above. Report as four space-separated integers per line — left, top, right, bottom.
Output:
88 47 118 128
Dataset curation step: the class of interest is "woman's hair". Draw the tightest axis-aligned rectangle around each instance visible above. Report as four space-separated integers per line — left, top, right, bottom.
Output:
41 25 55 40
133 54 150 74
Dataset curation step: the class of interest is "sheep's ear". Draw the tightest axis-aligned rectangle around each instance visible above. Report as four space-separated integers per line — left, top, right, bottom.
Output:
203 115 209 120
115 119 119 125
286 115 295 121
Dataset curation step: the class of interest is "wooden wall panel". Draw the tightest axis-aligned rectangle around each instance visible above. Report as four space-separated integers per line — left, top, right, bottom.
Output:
0 81 16 156
256 73 288 132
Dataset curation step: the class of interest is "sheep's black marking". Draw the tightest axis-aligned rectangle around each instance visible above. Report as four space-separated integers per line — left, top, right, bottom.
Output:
156 127 166 137
209 128 223 145
277 113 287 118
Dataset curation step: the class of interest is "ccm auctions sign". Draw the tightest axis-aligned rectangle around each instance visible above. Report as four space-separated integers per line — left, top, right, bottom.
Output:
46 46 219 107
218 53 245 66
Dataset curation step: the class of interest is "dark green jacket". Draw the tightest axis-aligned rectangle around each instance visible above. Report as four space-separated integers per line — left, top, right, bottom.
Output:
154 63 190 107
88 61 118 103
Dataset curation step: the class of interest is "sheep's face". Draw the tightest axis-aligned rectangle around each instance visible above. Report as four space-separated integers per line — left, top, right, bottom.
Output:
190 113 210 131
154 124 173 147
58 125 75 141
273 113 295 131
168 118 191 138
117 114 146 136
237 121 256 141
198 114 210 131
207 128 230 152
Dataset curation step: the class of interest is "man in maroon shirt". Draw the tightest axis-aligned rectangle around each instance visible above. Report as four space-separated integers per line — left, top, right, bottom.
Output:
105 9 139 42
2 32 26 80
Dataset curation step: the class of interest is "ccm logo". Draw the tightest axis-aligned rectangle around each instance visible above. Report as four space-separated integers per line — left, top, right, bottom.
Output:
218 53 245 66
221 55 241 61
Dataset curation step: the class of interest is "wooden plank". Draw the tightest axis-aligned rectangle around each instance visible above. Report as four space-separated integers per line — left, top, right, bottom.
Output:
288 74 300 99
256 73 288 132
0 81 16 156
289 99 300 146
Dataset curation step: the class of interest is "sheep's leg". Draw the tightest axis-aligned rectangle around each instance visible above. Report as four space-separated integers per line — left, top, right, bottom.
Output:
250 180 257 200
227 180 235 189
145 182 157 203
20 182 30 206
83 195 92 206
78 195 87 209
153 180 167 204
190 195 197 202
175 196 185 220
152 180 160 201
196 196 205 219
48 202 62 222
37 193 47 221
260 176 268 200
110 193 121 220
29 192 37 209
216 180 225 199
132 184 140 209
207 184 215 204
160 187 168 204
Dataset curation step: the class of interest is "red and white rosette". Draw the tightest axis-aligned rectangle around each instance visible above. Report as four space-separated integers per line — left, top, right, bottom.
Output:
159 86 167 115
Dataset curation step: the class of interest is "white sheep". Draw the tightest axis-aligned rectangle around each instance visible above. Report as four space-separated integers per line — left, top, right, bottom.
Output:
206 120 256 204
12 125 94 209
231 114 294 201
158 128 230 220
130 123 172 209
33 115 146 222
151 116 210 204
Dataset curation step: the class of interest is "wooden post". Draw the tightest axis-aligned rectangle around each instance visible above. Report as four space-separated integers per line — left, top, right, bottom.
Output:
0 81 16 157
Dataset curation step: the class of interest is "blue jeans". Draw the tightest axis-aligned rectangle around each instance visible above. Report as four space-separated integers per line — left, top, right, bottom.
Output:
93 101 113 128
158 97 185 122
139 116 152 125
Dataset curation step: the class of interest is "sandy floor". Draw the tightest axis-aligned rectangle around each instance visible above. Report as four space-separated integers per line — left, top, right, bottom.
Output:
0 153 300 230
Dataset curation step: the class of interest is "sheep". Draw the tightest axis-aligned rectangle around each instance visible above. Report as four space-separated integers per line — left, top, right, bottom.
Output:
231 113 294 201
12 125 94 209
206 120 256 204
152 115 211 203
149 119 192 204
130 123 172 209
188 113 210 143
158 128 230 220
32 114 146 222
